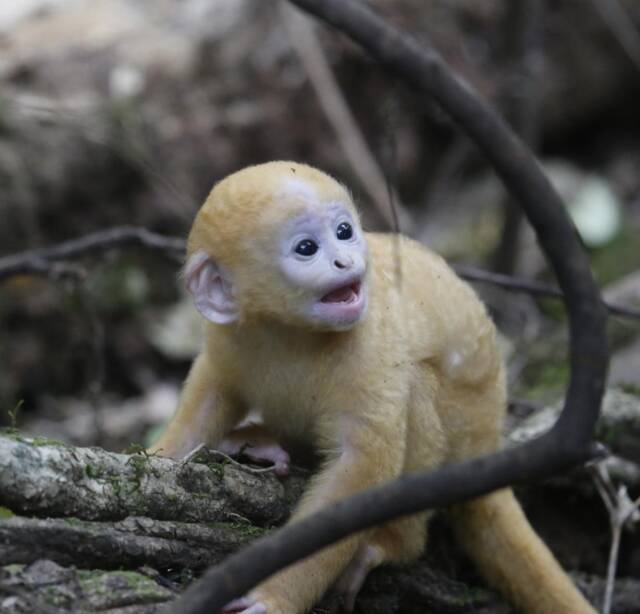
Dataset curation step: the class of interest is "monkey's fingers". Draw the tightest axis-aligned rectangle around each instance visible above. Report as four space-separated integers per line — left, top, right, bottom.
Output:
243 444 290 477
218 436 291 477
222 596 268 614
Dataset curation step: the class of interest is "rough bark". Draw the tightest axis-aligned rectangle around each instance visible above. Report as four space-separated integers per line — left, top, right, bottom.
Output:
0 516 259 573
0 559 174 613
2 559 640 614
0 434 305 526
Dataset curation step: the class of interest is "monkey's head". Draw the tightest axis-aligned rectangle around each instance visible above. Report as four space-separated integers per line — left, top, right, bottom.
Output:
185 161 369 331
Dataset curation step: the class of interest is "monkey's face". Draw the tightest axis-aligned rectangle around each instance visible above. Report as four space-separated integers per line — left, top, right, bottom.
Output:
184 162 369 332
275 200 368 331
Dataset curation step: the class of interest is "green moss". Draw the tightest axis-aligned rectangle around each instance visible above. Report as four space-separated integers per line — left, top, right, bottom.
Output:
42 584 73 608
207 462 225 480
85 463 103 479
76 569 105 581
0 431 67 447
126 451 160 489
77 569 171 604
84 452 159 498
29 436 67 447
0 429 22 440
0 506 14 518
78 569 145 586
122 442 146 454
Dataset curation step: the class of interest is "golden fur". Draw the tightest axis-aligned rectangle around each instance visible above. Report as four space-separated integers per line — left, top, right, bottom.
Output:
150 161 594 613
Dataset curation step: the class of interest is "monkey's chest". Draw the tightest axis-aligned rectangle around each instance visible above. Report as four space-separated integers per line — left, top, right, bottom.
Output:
235 359 331 441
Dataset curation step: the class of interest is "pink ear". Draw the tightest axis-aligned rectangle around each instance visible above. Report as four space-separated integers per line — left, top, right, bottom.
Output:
184 250 240 324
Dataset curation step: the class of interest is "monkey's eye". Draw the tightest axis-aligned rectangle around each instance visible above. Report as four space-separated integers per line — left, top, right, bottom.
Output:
336 222 353 240
294 239 319 257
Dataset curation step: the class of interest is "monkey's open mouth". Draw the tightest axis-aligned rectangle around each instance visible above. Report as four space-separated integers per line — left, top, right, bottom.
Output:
314 277 366 327
321 281 362 304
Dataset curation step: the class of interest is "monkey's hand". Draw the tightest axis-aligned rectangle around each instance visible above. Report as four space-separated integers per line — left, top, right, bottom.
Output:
217 424 290 477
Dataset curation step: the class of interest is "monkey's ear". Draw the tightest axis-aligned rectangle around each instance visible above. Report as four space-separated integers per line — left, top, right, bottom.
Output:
184 250 240 324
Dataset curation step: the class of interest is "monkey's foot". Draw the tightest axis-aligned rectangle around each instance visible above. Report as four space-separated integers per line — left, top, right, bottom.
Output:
217 426 290 477
222 597 268 614
333 544 384 612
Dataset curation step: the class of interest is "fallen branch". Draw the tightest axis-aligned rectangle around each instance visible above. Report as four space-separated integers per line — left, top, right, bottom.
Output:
0 515 259 573
0 434 304 526
3 396 640 611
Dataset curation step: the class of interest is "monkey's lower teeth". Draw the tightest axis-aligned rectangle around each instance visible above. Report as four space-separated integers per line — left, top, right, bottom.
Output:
322 285 357 303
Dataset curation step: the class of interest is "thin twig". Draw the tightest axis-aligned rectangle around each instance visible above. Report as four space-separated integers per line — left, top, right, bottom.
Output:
279 2 411 229
182 445 281 476
453 264 640 320
492 0 543 276
589 461 640 614
0 226 185 281
2 227 638 320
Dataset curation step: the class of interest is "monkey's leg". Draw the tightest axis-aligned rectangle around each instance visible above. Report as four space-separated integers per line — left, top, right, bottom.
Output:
333 381 444 611
333 511 431 612
225 410 407 614
148 352 243 458
450 489 595 614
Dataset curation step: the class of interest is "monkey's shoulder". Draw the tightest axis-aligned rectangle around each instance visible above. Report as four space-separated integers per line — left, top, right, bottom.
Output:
364 232 479 311
365 232 451 277
364 232 500 383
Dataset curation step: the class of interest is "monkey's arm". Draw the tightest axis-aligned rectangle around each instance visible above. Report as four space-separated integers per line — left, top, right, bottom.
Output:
148 352 243 458
229 409 407 614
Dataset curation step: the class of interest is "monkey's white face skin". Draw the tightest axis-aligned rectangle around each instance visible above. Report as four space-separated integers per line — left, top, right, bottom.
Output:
279 203 368 330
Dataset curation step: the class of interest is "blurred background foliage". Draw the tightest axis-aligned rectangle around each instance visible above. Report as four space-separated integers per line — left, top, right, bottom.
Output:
0 0 639 451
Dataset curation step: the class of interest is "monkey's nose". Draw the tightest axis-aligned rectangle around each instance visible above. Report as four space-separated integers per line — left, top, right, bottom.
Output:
334 256 354 270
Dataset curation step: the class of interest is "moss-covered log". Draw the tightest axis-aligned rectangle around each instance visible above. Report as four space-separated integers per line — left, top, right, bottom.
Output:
0 434 305 526
0 559 174 613
0 516 263 572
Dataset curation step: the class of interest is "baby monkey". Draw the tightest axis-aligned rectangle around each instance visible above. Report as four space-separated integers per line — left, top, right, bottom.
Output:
150 162 594 614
